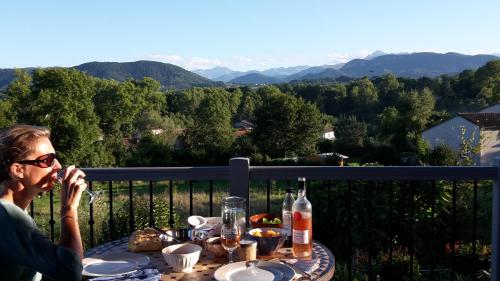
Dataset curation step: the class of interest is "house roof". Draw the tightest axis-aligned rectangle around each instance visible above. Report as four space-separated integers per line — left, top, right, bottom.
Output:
458 113 500 128
234 120 254 130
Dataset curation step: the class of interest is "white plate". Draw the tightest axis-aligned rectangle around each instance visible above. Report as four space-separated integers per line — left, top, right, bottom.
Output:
83 260 137 277
214 261 295 281
83 252 149 277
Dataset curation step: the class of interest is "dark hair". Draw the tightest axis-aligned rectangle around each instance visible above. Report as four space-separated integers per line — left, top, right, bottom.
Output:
0 125 50 184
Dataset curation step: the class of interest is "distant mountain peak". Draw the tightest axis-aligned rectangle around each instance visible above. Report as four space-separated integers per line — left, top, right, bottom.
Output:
365 50 387 60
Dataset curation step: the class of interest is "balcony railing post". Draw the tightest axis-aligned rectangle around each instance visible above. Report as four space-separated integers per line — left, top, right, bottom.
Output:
492 157 500 280
229 157 250 226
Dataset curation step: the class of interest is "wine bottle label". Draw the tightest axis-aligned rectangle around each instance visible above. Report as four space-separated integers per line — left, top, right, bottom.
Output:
292 229 309 244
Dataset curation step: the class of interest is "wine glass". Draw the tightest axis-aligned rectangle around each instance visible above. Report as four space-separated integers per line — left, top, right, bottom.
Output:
57 169 101 204
220 223 241 263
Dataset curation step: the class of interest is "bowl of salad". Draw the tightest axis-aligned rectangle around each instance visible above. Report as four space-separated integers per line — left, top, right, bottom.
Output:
249 213 282 228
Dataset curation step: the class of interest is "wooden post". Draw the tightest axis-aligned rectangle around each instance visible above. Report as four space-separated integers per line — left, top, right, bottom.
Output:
229 157 250 227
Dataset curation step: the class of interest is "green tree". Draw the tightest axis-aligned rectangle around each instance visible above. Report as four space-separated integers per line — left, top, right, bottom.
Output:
4 69 32 122
317 83 347 116
333 115 368 156
184 89 235 164
0 99 14 127
398 88 435 133
474 60 500 104
252 90 323 158
378 73 401 106
349 77 379 108
9 68 107 166
236 91 262 121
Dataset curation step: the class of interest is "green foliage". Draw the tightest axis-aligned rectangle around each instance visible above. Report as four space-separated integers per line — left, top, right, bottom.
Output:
102 194 182 240
457 126 481 166
184 88 235 164
379 248 421 281
0 99 14 127
334 115 368 156
7 68 106 166
127 134 174 166
252 87 324 158
429 143 458 166
398 88 435 133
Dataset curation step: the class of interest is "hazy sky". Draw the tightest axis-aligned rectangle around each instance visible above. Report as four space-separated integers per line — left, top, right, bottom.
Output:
1 0 499 71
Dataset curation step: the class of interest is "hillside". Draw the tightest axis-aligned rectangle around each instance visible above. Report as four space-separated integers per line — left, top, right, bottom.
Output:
294 68 347 81
75 61 220 89
229 73 282 84
0 61 221 90
340 52 500 78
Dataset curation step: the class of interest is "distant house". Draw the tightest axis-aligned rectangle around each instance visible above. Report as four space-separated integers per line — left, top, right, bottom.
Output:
322 130 336 141
151 128 164 135
233 120 254 138
234 120 254 131
422 104 500 166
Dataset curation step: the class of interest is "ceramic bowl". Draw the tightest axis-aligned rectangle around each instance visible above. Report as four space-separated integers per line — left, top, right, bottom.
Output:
204 237 227 258
161 243 202 273
248 227 287 256
249 213 283 228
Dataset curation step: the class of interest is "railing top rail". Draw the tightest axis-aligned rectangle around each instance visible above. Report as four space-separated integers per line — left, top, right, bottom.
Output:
250 166 498 181
79 165 498 182
81 167 229 181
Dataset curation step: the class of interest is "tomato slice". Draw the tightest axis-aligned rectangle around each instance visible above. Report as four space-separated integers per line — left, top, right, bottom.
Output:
293 211 302 221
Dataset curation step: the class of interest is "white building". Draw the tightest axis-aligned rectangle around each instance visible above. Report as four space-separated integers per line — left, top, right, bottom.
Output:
322 130 335 140
422 104 500 166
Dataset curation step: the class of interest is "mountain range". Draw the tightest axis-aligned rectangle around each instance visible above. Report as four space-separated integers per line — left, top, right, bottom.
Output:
212 52 499 84
0 52 499 90
0 61 220 90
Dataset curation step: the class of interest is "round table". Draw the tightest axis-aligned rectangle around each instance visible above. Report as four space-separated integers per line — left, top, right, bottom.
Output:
85 237 335 281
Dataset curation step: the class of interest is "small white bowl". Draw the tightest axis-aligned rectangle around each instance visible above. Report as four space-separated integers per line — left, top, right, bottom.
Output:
188 215 207 229
161 243 202 273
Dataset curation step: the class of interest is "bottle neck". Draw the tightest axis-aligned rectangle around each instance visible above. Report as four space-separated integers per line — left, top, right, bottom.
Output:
297 188 306 198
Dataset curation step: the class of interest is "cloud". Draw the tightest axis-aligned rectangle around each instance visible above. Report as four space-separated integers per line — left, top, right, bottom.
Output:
326 51 373 63
184 57 223 70
146 54 183 63
141 54 223 70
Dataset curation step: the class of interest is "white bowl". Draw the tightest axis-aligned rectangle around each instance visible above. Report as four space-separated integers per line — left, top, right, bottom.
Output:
162 243 202 273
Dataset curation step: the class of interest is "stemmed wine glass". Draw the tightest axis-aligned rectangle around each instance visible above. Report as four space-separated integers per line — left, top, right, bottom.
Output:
220 222 241 263
57 169 101 204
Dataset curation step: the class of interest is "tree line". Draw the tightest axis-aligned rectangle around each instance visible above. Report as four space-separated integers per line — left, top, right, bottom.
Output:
0 60 499 167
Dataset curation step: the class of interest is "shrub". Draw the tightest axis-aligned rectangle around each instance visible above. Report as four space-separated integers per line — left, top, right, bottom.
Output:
379 248 421 281
101 193 182 240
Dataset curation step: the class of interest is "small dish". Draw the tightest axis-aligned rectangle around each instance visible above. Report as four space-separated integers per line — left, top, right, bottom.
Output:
250 213 283 228
188 215 208 229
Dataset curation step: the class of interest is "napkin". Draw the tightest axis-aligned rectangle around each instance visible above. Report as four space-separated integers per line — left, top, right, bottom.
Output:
89 268 160 281
293 256 319 274
282 254 319 275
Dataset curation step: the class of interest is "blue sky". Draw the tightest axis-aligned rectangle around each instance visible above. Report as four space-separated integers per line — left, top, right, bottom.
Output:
1 0 499 71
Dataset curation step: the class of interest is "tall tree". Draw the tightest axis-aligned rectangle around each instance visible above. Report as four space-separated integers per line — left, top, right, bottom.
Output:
334 115 368 156
9 68 107 166
184 89 235 164
252 90 323 158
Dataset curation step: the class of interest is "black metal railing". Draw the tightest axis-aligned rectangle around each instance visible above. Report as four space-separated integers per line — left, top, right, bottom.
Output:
30 158 500 280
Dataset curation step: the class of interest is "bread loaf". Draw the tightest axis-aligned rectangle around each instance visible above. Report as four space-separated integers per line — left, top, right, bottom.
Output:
128 228 163 252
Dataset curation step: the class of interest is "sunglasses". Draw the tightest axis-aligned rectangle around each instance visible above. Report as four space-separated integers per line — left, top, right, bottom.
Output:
17 153 57 168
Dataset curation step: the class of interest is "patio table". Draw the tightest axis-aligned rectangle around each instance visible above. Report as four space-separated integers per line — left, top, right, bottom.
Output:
84 237 335 280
